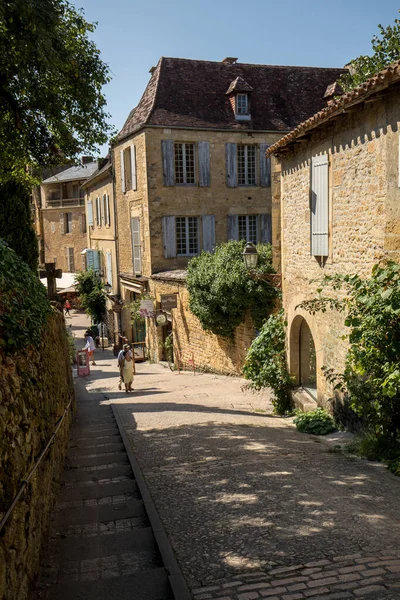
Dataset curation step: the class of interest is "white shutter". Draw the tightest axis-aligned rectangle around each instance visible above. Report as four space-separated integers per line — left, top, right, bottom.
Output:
120 149 125 193
311 155 329 256
162 140 174 186
87 200 94 226
162 216 177 258
202 215 215 252
227 215 239 240
95 197 99 225
59 212 65 234
226 143 237 187
131 144 137 191
106 194 110 226
106 251 113 287
259 144 271 187
67 212 73 232
131 217 142 274
102 194 107 226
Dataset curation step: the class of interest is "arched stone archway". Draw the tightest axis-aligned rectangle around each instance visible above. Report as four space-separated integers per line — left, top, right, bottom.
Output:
289 315 317 399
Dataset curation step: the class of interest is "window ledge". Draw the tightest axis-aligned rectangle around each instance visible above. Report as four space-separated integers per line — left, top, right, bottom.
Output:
235 114 251 121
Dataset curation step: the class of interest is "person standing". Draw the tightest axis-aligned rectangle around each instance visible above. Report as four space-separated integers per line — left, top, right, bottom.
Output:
65 299 71 316
83 332 96 366
120 350 134 393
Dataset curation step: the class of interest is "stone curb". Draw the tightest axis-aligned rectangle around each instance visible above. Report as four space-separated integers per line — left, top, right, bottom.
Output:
111 403 192 600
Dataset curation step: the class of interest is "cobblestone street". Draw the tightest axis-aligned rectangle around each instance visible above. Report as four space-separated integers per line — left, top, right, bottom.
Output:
67 312 400 599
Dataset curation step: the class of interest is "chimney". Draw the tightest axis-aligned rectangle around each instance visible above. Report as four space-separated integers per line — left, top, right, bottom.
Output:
149 66 156 74
222 57 238 65
81 156 94 165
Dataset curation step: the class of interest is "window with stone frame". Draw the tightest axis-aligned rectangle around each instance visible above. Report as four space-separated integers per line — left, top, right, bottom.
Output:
176 216 199 256
238 215 258 243
174 143 196 185
237 145 256 185
236 94 249 115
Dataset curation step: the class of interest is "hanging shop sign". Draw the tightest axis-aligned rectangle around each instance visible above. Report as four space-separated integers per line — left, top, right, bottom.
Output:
156 313 167 326
139 299 155 318
160 294 178 311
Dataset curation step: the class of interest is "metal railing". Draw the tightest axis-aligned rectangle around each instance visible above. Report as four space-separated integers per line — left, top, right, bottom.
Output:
46 197 85 208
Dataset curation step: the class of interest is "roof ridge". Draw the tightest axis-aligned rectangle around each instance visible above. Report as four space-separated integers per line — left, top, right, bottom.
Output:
144 57 163 127
161 56 345 70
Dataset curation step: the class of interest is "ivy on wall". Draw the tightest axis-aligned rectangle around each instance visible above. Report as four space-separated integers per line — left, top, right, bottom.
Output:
0 238 51 354
186 241 278 339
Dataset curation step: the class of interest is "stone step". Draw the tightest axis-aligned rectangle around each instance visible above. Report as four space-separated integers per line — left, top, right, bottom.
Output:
68 442 125 456
48 528 159 563
62 463 132 484
66 451 129 468
71 425 119 439
60 478 138 502
69 434 122 449
53 499 145 527
38 566 172 600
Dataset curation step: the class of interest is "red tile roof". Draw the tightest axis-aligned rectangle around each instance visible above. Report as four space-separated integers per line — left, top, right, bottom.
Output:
267 60 400 156
117 57 345 141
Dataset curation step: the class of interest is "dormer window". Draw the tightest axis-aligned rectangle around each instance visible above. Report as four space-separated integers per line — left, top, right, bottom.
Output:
236 94 249 116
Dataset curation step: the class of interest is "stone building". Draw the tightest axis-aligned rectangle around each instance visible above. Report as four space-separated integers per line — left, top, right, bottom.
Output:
81 158 120 345
38 158 98 273
267 61 400 406
112 56 344 372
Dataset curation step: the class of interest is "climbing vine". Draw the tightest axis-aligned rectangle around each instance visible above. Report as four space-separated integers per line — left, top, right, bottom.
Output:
0 238 51 354
186 241 278 339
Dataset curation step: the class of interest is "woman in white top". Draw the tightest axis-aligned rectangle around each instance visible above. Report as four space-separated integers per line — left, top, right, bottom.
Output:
120 350 134 393
84 333 96 365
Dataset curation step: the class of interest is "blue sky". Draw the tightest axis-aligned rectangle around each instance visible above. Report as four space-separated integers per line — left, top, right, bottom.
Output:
77 0 400 151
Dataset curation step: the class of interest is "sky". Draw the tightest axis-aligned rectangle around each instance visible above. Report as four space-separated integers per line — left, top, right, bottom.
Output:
76 0 400 153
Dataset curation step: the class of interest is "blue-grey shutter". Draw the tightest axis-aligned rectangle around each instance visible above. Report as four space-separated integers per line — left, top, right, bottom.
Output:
131 217 142 275
260 214 272 244
120 149 125 193
162 140 174 186
162 216 176 258
106 251 113 287
59 212 65 234
202 215 215 252
227 215 239 240
87 200 94 226
93 250 101 272
198 142 211 187
131 144 137 191
86 249 94 270
226 143 237 187
259 144 271 187
311 155 329 256
67 212 72 232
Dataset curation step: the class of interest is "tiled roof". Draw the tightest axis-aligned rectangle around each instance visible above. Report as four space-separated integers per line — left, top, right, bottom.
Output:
117 57 346 141
267 60 400 156
152 270 187 282
81 160 112 188
42 161 98 183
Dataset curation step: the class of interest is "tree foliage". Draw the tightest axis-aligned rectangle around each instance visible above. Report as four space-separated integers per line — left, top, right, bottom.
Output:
0 238 51 354
340 13 400 91
298 262 400 441
0 0 113 186
75 270 106 323
186 241 277 339
243 310 293 415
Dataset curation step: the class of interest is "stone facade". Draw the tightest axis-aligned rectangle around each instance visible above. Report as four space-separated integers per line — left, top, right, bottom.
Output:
0 313 75 600
275 86 400 405
41 205 87 272
148 276 255 375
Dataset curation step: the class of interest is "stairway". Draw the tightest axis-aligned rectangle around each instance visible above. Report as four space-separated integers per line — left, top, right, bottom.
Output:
34 385 174 600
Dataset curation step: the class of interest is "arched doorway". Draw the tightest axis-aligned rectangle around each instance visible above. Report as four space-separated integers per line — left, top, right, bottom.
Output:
290 316 317 399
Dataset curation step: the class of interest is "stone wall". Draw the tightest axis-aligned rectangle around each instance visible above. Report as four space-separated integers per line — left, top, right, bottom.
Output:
0 312 75 600
279 91 400 405
42 206 87 272
148 277 255 375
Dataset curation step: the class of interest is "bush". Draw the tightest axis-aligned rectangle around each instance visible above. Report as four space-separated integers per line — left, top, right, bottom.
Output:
243 310 293 415
346 433 400 461
186 241 278 339
0 238 51 354
293 408 336 435
75 270 106 323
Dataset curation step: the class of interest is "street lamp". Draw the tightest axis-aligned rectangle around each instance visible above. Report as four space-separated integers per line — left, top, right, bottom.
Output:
242 242 259 270
104 282 112 294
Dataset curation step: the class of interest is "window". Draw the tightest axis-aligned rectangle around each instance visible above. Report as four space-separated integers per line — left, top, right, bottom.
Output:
174 143 195 184
72 183 79 198
237 145 256 185
95 197 102 226
66 247 74 272
102 194 110 226
65 212 72 233
176 216 199 256
236 94 249 115
238 215 258 243
81 213 87 234
120 145 137 192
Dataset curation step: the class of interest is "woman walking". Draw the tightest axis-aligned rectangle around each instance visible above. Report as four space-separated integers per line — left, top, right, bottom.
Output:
83 332 96 366
120 349 134 393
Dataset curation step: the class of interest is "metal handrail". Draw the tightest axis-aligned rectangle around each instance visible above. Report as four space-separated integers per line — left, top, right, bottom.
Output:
0 396 74 534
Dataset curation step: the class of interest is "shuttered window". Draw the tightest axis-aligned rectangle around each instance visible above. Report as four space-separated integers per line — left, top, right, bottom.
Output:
237 145 256 185
174 143 196 184
81 213 87 234
176 217 199 256
131 145 137 191
202 215 215 252
87 200 94 226
238 215 258 243
259 144 271 187
311 155 329 256
106 250 113 287
66 247 74 272
131 217 142 275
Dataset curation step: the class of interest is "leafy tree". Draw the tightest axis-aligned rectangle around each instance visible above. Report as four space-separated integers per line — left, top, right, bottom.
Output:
243 310 293 415
340 13 400 90
75 270 106 323
186 241 277 339
298 262 400 441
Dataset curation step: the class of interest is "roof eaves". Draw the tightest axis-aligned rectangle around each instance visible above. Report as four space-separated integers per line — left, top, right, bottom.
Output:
267 61 400 157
